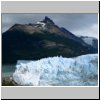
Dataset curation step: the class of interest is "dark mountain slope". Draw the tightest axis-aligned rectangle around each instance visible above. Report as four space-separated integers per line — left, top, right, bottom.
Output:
2 16 96 64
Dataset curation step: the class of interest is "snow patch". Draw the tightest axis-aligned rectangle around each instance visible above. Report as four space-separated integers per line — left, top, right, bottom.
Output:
36 21 46 28
13 54 98 86
81 37 97 46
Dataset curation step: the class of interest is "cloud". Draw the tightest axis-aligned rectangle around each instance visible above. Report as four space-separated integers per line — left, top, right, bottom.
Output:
2 13 98 38
72 24 98 38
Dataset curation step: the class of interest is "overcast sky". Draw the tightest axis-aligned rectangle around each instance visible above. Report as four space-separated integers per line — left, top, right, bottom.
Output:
2 13 98 38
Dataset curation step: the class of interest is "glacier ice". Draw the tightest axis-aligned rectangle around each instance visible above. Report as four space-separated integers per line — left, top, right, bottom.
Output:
13 54 98 86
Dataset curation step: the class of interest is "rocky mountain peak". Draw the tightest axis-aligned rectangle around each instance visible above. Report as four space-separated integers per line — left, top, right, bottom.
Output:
43 16 55 24
2 16 97 64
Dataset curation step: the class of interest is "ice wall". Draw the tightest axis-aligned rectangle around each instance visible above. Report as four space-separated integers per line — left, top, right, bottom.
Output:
13 54 98 86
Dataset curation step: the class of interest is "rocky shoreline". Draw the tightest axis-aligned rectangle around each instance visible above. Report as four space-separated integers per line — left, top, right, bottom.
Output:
2 76 18 86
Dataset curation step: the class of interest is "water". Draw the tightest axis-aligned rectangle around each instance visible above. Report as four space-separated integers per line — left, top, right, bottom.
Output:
2 64 16 77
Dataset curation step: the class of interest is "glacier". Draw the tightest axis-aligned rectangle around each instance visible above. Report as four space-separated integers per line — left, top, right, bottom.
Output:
13 54 98 86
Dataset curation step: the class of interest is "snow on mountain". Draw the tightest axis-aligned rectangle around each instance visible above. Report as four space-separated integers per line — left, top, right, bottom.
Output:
80 36 96 45
82 37 93 45
80 36 98 47
36 21 46 28
80 36 98 53
13 54 98 86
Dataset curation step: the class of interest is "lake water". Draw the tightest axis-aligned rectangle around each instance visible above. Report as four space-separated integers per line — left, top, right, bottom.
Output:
2 64 16 77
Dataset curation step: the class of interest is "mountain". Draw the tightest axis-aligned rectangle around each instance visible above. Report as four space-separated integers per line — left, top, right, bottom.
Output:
13 54 98 86
80 36 98 52
2 16 96 64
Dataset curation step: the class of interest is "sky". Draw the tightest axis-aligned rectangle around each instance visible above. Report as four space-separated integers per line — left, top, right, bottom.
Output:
2 13 98 38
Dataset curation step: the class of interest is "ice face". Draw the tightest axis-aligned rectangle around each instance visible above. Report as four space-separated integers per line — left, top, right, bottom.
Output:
13 54 98 86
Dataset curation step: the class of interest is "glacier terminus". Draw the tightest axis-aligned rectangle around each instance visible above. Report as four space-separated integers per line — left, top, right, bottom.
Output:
13 54 98 86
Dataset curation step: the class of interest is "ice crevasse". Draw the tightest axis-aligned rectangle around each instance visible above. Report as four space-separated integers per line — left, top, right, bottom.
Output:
13 54 98 86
